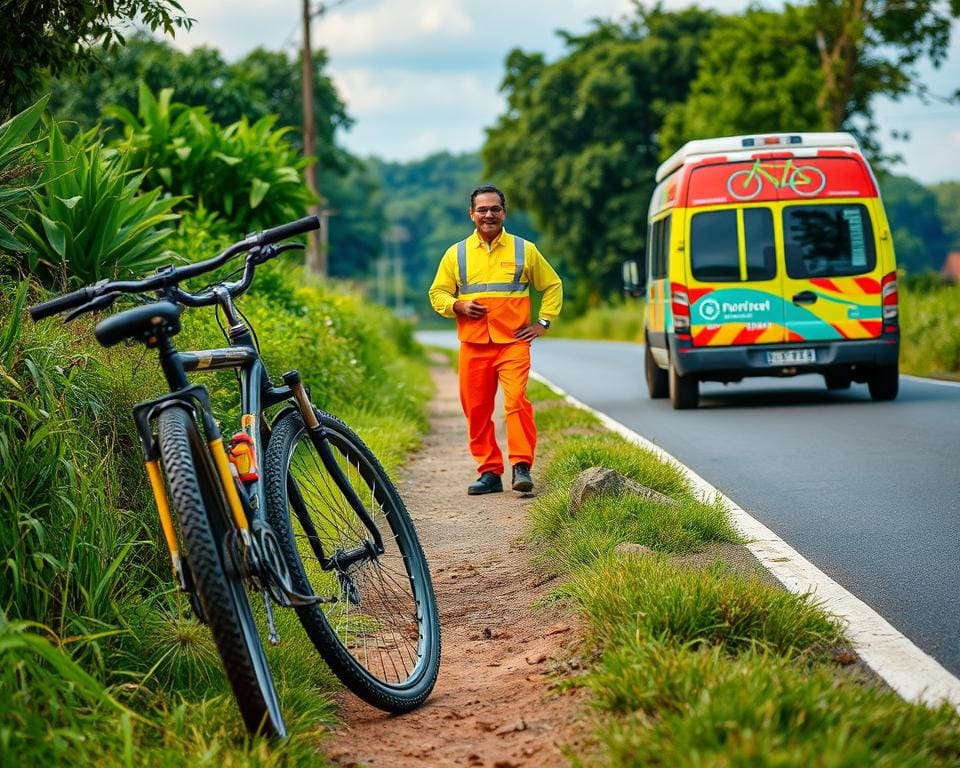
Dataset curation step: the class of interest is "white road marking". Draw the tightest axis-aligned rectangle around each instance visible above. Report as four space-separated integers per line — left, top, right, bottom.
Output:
531 370 960 710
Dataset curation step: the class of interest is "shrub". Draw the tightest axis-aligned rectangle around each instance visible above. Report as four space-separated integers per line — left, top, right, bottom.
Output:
15 121 182 287
110 83 314 230
0 96 47 253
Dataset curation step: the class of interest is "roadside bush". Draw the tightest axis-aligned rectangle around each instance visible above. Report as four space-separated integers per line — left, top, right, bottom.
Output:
15 121 182 287
0 96 46 254
900 280 960 376
110 83 313 230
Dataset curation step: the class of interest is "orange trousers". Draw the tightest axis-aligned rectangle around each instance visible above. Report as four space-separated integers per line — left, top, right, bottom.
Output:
458 341 536 476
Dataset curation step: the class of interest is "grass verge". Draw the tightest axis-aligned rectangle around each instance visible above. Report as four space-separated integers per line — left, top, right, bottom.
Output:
525 378 960 766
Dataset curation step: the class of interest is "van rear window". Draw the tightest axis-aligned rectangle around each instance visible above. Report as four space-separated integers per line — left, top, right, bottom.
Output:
690 208 775 282
783 203 876 278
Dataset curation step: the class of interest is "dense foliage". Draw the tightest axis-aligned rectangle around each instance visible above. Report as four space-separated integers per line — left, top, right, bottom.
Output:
0 0 192 117
485 8 717 310
878 174 951 273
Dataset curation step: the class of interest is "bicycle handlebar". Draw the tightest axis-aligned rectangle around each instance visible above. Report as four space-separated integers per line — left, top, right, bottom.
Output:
29 215 320 321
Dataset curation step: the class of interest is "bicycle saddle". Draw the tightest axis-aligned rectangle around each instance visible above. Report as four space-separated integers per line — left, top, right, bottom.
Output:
95 301 182 348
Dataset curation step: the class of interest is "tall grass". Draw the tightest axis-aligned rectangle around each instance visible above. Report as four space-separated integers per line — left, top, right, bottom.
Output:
0 259 431 765
550 299 645 342
899 280 960 377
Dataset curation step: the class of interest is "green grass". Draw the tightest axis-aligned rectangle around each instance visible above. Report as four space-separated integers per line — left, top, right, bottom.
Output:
0 268 433 766
522 373 960 767
900 280 960 378
551 299 646 342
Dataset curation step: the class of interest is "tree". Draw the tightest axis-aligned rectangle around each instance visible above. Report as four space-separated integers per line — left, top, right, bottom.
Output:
809 0 960 136
0 0 192 117
878 174 949 273
483 8 717 310
931 181 960 251
660 8 823 155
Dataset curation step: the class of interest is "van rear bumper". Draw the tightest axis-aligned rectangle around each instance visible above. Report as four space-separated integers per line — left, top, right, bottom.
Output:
669 336 899 379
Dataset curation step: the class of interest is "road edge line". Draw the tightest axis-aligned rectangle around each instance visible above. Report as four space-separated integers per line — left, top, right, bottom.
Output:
530 370 960 709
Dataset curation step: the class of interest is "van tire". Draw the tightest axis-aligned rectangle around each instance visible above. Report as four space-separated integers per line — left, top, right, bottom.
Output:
645 341 669 399
669 359 698 409
868 363 899 401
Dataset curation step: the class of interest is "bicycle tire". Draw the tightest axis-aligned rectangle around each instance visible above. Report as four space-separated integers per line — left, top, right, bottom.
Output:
790 165 827 196
158 406 286 737
264 408 440 713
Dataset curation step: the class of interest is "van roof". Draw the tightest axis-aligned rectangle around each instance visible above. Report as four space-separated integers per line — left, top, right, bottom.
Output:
656 132 862 183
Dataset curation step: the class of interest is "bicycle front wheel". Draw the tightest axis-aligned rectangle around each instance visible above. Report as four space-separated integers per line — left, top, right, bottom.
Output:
158 406 286 737
264 409 440 713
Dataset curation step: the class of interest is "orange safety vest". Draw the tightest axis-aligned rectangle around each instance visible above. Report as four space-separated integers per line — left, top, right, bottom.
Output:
455 236 530 344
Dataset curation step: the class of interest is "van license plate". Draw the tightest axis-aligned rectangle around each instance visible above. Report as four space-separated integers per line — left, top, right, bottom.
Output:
767 349 816 365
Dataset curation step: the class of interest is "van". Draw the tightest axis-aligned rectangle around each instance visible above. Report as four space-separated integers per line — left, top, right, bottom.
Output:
623 132 900 410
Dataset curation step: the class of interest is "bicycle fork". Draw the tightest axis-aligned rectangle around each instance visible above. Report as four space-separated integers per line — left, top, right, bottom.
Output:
282 370 386 570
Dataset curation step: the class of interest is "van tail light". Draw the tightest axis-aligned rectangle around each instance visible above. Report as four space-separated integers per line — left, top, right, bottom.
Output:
671 284 691 334
881 271 898 327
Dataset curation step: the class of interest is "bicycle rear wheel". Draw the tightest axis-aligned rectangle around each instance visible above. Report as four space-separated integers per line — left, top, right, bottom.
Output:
158 405 285 737
264 409 440 712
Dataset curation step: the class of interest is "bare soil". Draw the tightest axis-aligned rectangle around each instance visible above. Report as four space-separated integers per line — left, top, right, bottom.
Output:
323 359 592 767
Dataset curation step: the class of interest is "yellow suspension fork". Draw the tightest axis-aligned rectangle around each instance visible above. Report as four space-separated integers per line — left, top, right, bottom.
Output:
144 459 188 591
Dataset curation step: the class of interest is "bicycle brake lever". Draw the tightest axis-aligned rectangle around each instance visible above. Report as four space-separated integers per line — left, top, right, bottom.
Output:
64 292 121 322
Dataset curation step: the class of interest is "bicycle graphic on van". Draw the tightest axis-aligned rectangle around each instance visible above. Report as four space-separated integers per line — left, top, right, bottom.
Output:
726 159 827 200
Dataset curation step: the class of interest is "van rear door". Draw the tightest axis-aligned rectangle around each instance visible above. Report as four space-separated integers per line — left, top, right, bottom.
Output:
776 157 884 342
685 200 786 347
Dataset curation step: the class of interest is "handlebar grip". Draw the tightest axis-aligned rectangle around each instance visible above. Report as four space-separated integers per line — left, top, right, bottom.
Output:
29 287 94 321
259 215 320 246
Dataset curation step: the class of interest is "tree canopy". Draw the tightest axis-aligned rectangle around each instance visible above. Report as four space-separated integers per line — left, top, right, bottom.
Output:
0 0 192 117
483 8 717 310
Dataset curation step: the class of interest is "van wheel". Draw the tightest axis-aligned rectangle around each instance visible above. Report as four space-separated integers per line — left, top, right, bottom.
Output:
824 370 851 390
645 342 669 399
669 359 698 410
868 363 899 401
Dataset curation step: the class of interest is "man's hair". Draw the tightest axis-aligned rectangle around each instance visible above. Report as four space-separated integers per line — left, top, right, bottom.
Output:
470 184 506 210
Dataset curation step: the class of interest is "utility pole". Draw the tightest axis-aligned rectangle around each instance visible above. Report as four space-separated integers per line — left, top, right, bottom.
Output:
301 0 324 275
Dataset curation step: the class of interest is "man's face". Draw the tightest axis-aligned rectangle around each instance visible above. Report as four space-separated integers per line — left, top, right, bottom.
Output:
470 192 506 240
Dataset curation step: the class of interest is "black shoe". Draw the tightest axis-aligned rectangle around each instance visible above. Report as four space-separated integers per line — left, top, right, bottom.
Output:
512 463 533 492
468 471 503 495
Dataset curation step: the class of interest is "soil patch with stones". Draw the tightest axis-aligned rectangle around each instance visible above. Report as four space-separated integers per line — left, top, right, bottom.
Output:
323 360 591 767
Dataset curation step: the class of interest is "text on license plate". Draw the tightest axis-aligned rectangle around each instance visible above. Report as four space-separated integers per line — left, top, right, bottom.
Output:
766 349 816 365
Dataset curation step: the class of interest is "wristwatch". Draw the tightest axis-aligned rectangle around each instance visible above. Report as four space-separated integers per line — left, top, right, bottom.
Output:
537 318 551 329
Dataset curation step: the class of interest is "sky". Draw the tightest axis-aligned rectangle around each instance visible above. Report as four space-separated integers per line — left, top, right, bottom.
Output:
168 0 960 184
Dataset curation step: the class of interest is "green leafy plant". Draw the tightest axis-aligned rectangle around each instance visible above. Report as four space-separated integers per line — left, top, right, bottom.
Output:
111 83 314 231
0 96 47 253
16 121 182 286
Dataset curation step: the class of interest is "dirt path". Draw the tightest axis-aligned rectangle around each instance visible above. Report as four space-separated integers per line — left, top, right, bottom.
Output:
323 359 590 767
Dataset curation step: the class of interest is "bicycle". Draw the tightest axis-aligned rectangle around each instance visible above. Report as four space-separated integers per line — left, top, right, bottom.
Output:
726 157 827 200
29 216 441 738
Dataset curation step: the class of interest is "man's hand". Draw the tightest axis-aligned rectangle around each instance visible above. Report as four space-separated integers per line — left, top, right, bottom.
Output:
514 322 547 342
453 300 488 319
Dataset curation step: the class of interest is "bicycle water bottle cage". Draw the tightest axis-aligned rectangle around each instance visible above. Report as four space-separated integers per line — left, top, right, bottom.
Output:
94 301 182 348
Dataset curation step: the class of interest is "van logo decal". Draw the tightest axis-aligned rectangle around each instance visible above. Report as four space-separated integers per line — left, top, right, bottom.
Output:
726 159 827 200
700 298 721 321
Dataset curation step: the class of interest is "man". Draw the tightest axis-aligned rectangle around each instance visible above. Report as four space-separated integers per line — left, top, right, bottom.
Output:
429 184 563 495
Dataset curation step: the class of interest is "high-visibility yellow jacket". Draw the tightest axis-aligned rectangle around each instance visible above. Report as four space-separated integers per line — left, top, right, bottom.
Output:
429 229 563 344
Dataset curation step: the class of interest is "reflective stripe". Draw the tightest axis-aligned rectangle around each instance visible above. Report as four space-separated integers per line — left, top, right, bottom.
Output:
457 237 528 295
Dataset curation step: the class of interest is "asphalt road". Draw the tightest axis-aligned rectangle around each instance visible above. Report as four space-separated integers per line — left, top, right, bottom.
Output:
417 330 960 677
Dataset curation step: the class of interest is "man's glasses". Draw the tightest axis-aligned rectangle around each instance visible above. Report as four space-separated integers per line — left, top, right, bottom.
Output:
474 206 503 215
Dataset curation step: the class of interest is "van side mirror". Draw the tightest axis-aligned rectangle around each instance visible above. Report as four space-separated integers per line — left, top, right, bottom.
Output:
622 260 645 298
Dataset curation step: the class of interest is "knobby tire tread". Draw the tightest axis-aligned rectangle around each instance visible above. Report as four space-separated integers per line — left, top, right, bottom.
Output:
158 406 284 737
264 408 440 713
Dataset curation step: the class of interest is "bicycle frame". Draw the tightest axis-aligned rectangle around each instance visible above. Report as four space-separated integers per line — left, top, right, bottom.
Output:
131 289 385 603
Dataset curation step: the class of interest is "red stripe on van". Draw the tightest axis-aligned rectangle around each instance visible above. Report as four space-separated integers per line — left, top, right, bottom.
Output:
694 326 722 346
732 327 767 345
831 323 850 339
787 331 805 342
810 278 841 293
686 286 714 304
854 277 880 294
859 320 882 337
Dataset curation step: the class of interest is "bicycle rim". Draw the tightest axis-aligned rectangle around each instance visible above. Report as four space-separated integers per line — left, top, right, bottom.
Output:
266 410 440 711
158 406 286 737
